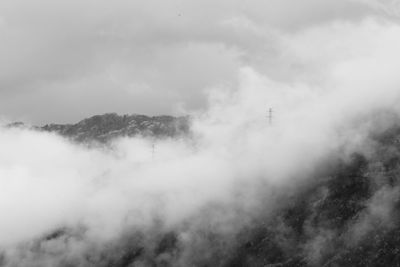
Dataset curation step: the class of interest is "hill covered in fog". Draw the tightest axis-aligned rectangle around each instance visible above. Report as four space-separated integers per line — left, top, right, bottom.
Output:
225 125 400 266
4 114 400 266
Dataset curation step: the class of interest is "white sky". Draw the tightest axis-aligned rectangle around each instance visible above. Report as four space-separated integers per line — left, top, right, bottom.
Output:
0 0 396 124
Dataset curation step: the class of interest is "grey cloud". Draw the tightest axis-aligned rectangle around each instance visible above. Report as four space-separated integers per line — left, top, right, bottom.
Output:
0 0 391 124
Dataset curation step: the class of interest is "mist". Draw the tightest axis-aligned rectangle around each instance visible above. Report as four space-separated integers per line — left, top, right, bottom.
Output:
1 15 400 267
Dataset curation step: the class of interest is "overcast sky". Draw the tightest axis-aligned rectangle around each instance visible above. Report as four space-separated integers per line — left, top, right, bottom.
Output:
0 0 397 124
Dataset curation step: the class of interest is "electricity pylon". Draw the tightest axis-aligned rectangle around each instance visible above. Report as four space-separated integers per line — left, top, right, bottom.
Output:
268 108 273 125
151 142 155 160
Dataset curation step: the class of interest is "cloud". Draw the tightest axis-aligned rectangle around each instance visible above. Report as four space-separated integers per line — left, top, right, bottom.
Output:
1 2 400 264
1 17 400 265
351 0 400 18
0 0 387 124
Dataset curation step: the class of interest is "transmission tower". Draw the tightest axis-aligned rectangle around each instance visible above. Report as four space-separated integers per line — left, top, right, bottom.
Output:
151 142 155 160
267 108 273 125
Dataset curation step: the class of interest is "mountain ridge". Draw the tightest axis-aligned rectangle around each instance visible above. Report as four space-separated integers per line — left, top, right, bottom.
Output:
7 113 190 143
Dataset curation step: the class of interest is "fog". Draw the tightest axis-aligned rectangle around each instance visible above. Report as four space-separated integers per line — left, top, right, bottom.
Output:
1 14 400 267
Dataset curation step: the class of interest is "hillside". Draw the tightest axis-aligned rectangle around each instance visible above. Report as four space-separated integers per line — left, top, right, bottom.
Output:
226 125 400 266
40 113 190 142
3 115 400 266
